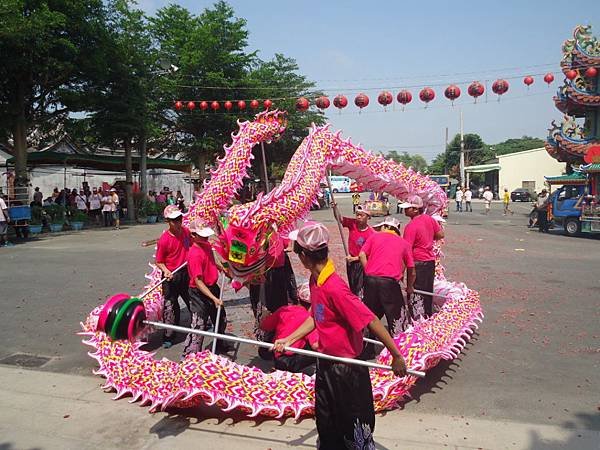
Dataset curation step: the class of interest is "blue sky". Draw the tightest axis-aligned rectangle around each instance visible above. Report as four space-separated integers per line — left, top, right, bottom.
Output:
138 0 600 161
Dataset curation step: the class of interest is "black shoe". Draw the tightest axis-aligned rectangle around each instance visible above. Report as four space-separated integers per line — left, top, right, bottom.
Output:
215 341 235 354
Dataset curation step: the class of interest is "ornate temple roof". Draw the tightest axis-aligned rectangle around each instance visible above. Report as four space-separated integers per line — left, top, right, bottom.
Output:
561 25 600 68
544 172 587 185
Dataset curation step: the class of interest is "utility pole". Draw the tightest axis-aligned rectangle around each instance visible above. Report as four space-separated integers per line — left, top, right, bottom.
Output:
459 110 465 187
444 127 449 174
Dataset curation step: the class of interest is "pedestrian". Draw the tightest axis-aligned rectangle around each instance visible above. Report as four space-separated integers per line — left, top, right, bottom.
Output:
483 186 494 214
88 188 102 225
33 187 43 207
183 219 232 357
455 187 464 212
176 190 185 212
400 195 445 319
0 195 10 247
156 190 166 205
502 188 514 215
351 192 361 212
359 217 415 357
273 221 407 448
334 204 374 296
75 190 88 214
260 297 318 375
155 205 192 348
101 190 113 227
536 189 550 232
147 190 156 203
110 188 120 229
464 187 473 212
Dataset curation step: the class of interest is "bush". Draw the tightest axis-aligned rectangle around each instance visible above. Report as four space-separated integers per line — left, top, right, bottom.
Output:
146 202 160 216
45 204 66 224
30 205 44 225
71 210 88 222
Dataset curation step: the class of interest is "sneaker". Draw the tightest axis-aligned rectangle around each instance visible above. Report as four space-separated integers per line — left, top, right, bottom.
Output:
162 340 173 349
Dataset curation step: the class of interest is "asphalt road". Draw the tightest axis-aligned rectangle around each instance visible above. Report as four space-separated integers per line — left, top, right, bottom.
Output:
1 195 598 440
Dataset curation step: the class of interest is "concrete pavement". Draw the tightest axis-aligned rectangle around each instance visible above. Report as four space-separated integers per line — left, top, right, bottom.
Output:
1 365 598 450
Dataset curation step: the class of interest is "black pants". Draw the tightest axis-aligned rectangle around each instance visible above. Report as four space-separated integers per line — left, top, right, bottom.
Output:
363 275 404 335
283 253 299 304
315 359 375 449
183 285 227 356
274 346 315 375
537 209 549 232
346 260 365 296
413 260 435 318
162 270 191 340
103 211 112 227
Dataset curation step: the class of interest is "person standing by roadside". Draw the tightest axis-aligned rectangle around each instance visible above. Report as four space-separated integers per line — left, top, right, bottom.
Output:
32 187 43 207
502 188 514 215
75 190 88 214
400 195 444 319
483 186 494 214
536 189 550 233
155 205 192 348
110 188 120 229
0 195 10 247
88 188 102 225
334 204 374 296
351 192 361 212
464 187 473 212
455 187 464 212
274 221 407 448
359 217 415 357
101 190 113 227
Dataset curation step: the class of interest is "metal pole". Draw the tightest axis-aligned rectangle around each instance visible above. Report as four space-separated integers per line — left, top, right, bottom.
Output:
139 262 188 300
459 110 465 187
325 169 349 256
143 320 425 378
260 142 270 193
211 272 226 353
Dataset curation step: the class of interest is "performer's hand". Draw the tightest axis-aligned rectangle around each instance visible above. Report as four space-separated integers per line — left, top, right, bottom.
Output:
391 354 407 377
330 201 337 208
273 339 290 353
406 285 414 296
163 270 173 281
213 298 223 307
345 255 356 263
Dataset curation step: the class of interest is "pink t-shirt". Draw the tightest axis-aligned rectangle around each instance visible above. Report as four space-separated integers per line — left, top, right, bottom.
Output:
361 231 415 280
342 217 375 257
310 272 375 358
402 214 441 262
187 241 218 287
155 228 191 272
260 305 319 357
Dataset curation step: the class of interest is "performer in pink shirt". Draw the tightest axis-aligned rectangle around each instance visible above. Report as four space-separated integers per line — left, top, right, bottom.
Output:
334 204 374 296
359 217 416 342
399 195 445 318
274 222 407 448
155 205 191 348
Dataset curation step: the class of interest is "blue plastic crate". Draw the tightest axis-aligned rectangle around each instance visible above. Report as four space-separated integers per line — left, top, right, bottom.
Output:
8 205 31 221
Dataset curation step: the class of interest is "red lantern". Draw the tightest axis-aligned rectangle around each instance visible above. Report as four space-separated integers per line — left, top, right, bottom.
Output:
295 97 309 111
174 101 183 111
444 85 461 104
354 93 369 110
187 101 195 111
492 79 509 100
419 87 435 106
250 99 260 110
315 96 330 110
237 100 246 110
224 101 233 111
200 101 209 111
263 99 273 109
210 101 220 111
585 67 598 78
396 90 412 110
377 91 393 110
333 94 348 111
523 76 534 87
467 81 484 102
565 69 577 80
543 73 554 85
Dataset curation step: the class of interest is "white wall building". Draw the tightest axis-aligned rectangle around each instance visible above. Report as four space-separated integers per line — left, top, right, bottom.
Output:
497 147 565 193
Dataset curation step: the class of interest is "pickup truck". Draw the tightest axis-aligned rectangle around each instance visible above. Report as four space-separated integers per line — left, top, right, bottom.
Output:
548 185 600 236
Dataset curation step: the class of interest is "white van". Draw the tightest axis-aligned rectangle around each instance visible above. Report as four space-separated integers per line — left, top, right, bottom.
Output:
328 176 351 193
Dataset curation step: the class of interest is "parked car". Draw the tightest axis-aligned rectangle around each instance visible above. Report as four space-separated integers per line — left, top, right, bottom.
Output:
511 188 531 202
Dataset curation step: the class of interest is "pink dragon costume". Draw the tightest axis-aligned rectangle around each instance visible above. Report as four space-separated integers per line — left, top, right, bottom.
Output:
81 110 483 418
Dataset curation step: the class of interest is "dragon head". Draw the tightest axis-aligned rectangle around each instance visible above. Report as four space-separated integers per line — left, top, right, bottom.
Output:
213 215 281 288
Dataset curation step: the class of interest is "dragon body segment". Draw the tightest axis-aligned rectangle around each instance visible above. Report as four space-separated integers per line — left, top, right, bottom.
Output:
81 111 482 419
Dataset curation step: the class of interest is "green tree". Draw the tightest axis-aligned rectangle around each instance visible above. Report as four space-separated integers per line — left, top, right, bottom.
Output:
429 133 486 177
0 0 107 186
491 136 545 155
386 150 428 173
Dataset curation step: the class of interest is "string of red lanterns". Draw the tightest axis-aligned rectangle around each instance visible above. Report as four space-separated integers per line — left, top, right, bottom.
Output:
173 69 599 112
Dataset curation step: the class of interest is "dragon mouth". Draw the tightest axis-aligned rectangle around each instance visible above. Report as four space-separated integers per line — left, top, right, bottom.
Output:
228 253 268 277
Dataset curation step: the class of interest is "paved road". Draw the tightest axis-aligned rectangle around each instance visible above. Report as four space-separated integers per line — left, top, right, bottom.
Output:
0 195 598 448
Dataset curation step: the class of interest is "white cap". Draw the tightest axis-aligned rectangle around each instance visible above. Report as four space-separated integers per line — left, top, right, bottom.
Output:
398 194 424 209
163 204 183 219
189 219 214 237
288 222 329 251
373 216 401 231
